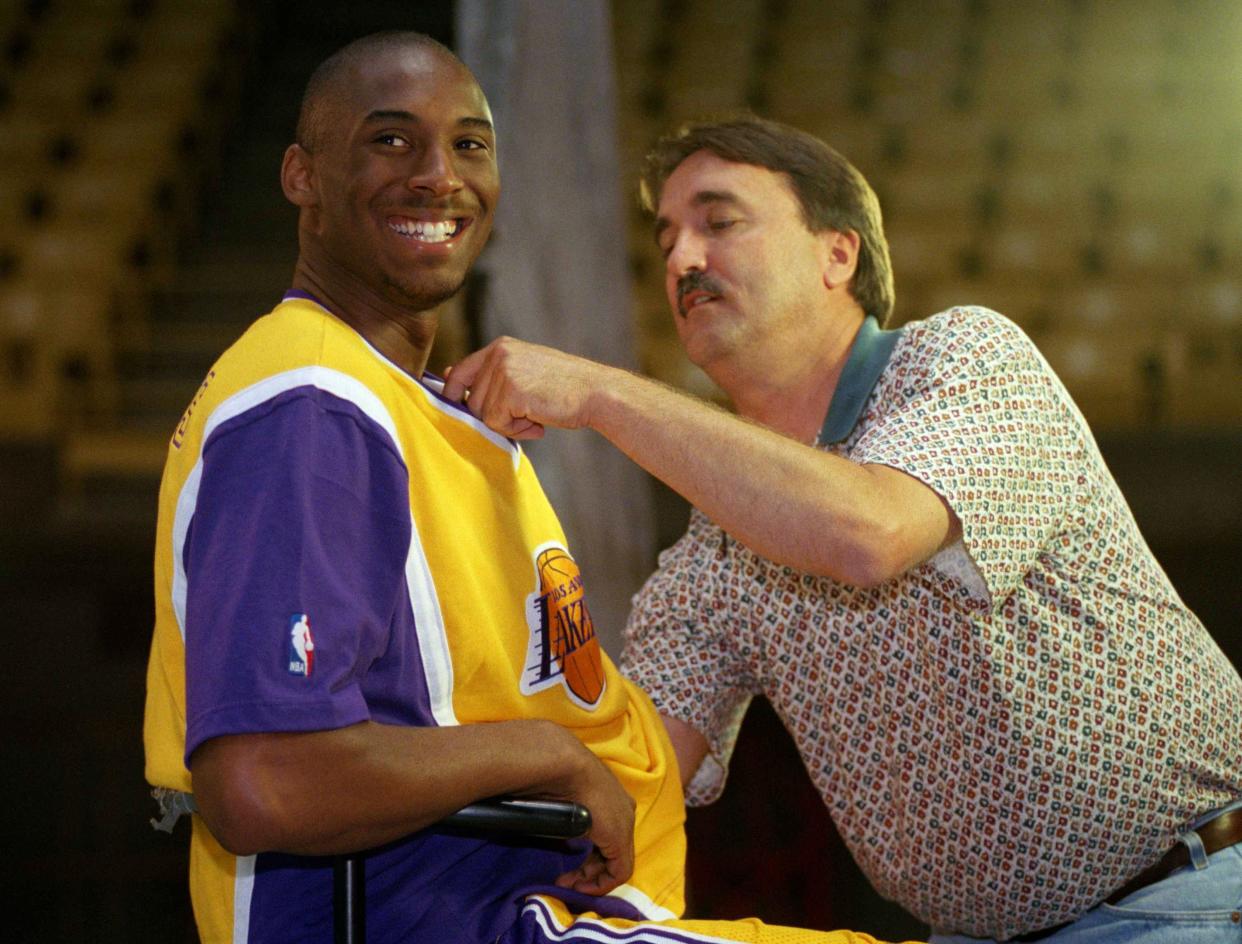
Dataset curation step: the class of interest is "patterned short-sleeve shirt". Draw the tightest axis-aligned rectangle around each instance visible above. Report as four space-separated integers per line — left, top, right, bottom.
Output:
622 307 1242 940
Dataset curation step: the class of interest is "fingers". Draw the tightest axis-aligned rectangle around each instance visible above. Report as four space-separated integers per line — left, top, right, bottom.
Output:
554 847 630 895
442 340 506 418
537 737 636 898
444 337 596 438
443 340 544 438
507 418 545 440
595 831 634 891
442 348 487 402
563 800 634 895
465 362 547 439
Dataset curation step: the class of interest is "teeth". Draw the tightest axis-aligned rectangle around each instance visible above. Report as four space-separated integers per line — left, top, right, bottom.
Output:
390 219 460 242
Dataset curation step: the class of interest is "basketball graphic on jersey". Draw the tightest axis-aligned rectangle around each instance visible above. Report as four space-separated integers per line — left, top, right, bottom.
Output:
520 542 606 709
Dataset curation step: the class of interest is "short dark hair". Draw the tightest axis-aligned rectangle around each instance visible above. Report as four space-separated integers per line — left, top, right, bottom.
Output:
640 115 895 325
295 31 461 153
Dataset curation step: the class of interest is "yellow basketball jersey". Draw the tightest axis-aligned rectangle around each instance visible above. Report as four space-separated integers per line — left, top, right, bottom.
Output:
143 294 685 942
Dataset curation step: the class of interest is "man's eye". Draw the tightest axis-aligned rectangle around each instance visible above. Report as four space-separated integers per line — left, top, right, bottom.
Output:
376 133 409 147
456 138 489 151
708 219 738 231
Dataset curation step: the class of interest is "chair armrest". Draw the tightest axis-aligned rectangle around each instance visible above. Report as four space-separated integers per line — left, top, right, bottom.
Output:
441 797 592 838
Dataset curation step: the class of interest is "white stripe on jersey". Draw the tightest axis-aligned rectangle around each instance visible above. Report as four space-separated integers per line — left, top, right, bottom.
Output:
416 373 522 471
232 854 254 944
523 895 730 943
607 884 678 921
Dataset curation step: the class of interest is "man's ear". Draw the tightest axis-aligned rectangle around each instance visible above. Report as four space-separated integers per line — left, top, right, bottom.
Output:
281 144 318 208
822 229 861 290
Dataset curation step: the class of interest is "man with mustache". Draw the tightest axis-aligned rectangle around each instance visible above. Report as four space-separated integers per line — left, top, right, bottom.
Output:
445 116 1242 943
143 34 905 944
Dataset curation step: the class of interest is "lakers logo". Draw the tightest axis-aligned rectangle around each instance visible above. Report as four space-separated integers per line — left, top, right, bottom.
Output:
520 542 606 710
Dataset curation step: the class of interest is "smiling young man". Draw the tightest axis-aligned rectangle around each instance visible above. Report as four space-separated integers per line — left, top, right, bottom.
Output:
445 116 1242 943
142 35 902 944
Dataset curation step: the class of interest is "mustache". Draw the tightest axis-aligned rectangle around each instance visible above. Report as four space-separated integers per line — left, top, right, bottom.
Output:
675 271 725 316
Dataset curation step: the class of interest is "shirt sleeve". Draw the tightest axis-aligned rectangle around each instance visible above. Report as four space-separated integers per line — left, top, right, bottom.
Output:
849 308 1082 608
183 386 412 764
621 511 756 806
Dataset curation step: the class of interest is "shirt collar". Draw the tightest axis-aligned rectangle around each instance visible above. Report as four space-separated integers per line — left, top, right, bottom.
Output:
283 288 325 308
817 316 904 445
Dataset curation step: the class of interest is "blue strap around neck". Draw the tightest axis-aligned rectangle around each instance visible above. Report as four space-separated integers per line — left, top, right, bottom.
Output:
818 316 904 445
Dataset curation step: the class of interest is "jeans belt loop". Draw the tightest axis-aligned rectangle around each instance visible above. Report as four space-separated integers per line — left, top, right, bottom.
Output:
1180 827 1210 870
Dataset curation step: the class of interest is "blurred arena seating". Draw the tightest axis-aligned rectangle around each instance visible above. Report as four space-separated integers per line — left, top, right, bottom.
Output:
614 0 1242 432
0 0 246 517
0 0 1237 523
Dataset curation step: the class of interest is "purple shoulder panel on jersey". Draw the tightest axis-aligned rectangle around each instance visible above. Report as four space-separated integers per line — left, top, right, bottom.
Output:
183 385 437 765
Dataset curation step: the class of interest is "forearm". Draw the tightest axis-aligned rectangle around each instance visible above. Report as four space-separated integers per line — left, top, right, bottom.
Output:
659 713 710 787
445 337 956 583
192 717 593 856
587 367 952 584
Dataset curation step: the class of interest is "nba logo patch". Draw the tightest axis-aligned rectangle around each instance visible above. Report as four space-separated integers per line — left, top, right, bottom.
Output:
287 613 315 677
520 542 606 710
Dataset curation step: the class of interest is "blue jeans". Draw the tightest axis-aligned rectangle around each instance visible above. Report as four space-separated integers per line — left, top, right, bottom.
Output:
930 804 1242 944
